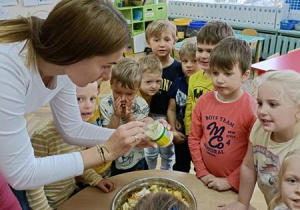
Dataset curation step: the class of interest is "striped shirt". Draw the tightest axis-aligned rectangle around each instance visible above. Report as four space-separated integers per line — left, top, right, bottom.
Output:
26 120 102 210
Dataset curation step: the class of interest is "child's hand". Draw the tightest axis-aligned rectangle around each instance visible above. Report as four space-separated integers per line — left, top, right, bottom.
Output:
217 201 248 210
207 177 232 191
175 120 182 131
173 131 186 144
113 97 123 118
200 174 216 185
96 179 115 193
124 98 135 122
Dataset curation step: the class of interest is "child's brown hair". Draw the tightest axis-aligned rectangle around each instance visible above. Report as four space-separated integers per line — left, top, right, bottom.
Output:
197 20 234 45
145 20 177 43
209 37 251 74
133 192 189 210
111 58 142 90
138 55 162 74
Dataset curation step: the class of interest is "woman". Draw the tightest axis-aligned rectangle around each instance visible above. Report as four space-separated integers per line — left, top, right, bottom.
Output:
0 0 155 192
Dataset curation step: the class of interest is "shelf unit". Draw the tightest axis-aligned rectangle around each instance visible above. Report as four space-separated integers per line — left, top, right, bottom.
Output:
116 2 167 53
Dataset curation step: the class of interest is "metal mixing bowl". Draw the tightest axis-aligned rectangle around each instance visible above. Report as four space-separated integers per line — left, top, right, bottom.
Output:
111 177 197 210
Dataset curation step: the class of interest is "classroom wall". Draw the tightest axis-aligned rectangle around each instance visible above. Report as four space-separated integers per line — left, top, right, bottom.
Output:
0 0 60 19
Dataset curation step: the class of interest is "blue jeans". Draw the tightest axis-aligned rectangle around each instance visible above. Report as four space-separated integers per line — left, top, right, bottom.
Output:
10 187 30 210
144 143 175 170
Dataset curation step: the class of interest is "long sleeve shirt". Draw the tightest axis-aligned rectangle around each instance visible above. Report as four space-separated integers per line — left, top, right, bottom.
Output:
189 91 256 191
0 42 115 189
184 70 213 135
26 120 103 210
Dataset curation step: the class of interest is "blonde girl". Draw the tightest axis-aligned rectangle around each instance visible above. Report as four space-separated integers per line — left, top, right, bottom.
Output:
0 0 155 194
219 70 300 210
269 149 300 210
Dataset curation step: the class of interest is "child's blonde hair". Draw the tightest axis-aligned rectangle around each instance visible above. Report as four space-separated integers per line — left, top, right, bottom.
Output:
138 55 162 74
145 20 177 43
111 58 142 90
197 20 234 45
179 37 197 59
133 192 189 210
252 70 300 132
210 37 251 74
0 0 130 68
268 149 300 210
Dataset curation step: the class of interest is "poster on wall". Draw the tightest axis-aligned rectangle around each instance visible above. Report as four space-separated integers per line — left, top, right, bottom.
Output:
0 0 18 6
38 0 52 5
23 0 52 6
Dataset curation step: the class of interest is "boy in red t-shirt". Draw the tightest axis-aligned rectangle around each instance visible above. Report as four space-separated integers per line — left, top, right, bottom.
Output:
188 37 257 192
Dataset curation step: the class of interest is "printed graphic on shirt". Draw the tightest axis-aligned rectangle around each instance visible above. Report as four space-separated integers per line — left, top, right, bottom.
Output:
116 148 144 168
203 115 235 156
253 145 280 194
193 85 211 99
175 89 187 120
157 78 173 94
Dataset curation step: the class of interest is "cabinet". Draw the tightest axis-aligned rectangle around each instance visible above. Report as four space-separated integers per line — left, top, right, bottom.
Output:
115 2 167 53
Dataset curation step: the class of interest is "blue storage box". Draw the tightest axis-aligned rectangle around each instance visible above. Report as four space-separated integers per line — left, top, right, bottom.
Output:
280 19 300 30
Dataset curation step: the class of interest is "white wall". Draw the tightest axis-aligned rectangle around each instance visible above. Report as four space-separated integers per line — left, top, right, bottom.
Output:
1 0 60 19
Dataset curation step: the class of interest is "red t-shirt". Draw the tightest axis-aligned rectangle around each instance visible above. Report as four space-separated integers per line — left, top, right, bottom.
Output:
0 173 21 210
189 91 257 192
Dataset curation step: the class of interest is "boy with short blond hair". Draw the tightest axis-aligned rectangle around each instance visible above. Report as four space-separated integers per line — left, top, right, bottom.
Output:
100 58 149 175
137 55 163 105
144 20 183 170
189 37 257 192
26 82 115 210
167 37 200 173
184 20 234 136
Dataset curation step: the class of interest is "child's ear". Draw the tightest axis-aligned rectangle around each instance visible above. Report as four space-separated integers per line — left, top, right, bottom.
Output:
242 70 250 82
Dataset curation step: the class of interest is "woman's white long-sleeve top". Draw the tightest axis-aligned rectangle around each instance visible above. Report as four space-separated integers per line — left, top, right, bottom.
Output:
0 42 115 190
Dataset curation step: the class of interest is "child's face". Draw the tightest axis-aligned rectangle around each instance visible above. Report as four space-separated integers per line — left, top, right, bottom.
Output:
257 83 298 139
111 81 138 108
76 82 98 122
196 42 215 71
281 156 300 209
140 71 162 96
211 64 249 101
180 56 200 77
147 28 176 58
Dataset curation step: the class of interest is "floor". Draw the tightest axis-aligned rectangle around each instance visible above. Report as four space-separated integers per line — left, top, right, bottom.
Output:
24 52 267 210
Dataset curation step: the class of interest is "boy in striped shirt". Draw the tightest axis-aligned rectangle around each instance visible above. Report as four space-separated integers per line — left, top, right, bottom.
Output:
26 82 115 210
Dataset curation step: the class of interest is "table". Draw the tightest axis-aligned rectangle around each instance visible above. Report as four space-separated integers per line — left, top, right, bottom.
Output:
58 170 256 210
251 48 300 75
235 34 265 63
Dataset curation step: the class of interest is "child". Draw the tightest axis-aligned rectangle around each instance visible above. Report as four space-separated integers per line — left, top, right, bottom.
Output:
0 173 21 210
184 20 234 136
133 192 189 210
88 79 102 126
100 58 150 175
137 55 163 106
218 70 300 210
26 82 115 210
167 37 200 173
144 20 183 170
269 149 300 210
189 37 257 192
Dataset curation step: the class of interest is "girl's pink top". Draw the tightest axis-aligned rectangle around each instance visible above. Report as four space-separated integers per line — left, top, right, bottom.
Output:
0 173 21 210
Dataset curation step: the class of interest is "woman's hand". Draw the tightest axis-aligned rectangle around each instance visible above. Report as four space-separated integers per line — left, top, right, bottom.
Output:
103 121 155 161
